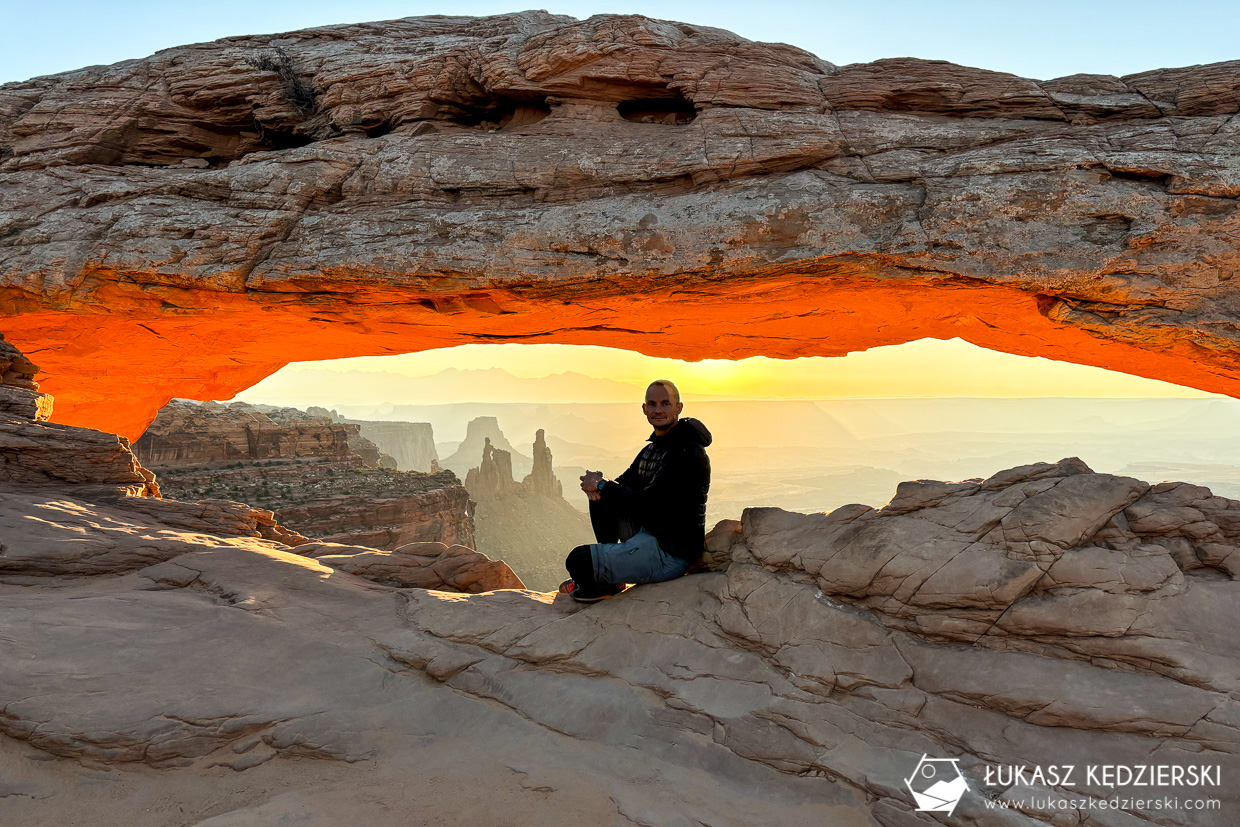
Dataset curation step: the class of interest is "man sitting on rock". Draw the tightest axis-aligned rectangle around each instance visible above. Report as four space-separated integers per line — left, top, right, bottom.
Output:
559 380 712 603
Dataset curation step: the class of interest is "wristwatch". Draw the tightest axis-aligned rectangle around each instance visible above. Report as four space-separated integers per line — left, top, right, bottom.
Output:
596 479 607 493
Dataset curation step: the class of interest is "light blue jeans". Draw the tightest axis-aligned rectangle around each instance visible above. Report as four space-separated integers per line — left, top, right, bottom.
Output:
590 530 690 585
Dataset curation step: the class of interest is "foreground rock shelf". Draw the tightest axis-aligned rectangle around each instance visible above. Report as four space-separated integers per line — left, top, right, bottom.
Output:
2 12 1239 437
3 453 1238 825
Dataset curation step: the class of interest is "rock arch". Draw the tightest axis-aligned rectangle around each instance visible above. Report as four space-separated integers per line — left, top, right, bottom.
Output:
2 12 1238 439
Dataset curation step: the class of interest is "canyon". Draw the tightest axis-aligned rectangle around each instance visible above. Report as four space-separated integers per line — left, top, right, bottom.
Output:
465 426 595 590
133 399 589 588
134 400 476 550
307 406 440 472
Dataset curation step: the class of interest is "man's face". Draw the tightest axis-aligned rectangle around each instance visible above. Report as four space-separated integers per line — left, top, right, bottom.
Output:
642 384 683 432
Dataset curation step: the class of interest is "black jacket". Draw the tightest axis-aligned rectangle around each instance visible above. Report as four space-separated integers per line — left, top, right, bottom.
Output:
601 417 712 560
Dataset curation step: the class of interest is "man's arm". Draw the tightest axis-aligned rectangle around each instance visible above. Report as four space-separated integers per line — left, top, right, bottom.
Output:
582 453 642 501
600 447 705 513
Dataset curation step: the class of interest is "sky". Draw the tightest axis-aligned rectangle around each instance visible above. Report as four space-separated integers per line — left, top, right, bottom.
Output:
4 1 1238 85
8 2 1234 403
236 339 1219 405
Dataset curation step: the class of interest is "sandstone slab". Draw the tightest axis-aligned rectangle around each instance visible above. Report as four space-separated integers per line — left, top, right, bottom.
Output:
305 540 526 592
4 456 1240 825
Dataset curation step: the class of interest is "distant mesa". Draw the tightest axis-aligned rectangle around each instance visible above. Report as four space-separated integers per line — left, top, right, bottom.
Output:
133 400 476 551
307 405 440 472
442 415 532 478
135 399 395 468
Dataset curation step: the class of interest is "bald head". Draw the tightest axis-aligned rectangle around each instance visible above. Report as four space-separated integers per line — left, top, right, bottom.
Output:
646 379 680 405
643 380 683 435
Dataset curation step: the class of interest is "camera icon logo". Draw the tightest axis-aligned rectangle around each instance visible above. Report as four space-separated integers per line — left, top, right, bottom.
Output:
905 754 968 815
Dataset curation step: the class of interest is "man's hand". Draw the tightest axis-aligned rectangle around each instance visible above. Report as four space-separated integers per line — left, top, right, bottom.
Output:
580 470 604 501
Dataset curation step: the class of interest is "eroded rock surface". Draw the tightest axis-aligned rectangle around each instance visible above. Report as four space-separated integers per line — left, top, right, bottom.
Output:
726 456 1240 698
0 332 158 496
3 453 1238 825
299 540 525 593
0 332 49 421
2 13 1239 437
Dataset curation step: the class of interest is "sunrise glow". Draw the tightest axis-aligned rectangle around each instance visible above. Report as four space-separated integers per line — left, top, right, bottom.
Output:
240 338 1220 406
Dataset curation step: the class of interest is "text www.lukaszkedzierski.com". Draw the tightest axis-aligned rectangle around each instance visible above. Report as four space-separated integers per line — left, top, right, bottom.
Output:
984 797 1221 812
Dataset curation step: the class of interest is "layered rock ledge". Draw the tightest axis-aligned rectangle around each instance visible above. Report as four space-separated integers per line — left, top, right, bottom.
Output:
134 399 480 550
1 13 1238 437
3 452 1238 825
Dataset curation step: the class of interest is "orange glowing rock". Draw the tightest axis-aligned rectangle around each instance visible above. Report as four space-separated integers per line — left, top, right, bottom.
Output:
7 276 1239 441
2 13 1238 438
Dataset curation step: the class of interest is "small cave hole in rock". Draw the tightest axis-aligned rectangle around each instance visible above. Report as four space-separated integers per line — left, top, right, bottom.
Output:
1105 168 1174 187
252 126 316 152
439 95 552 130
1082 214 1134 244
365 121 394 139
618 94 698 125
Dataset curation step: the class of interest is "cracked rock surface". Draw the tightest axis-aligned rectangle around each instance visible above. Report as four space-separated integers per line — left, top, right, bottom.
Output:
2 455 1237 825
1 13 1239 437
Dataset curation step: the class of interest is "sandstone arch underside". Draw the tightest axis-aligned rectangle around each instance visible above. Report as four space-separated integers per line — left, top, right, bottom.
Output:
2 12 1239 440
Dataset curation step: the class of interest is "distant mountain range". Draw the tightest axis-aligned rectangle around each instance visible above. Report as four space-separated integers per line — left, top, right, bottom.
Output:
242 366 737 406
